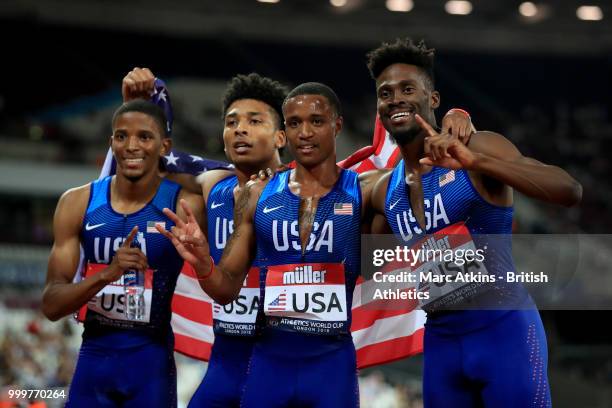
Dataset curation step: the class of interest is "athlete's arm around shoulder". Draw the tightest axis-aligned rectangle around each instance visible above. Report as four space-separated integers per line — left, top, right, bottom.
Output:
42 184 144 321
465 131 582 207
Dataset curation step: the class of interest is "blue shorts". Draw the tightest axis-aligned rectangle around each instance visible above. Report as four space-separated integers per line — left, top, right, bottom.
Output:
66 339 176 407
240 331 359 408
188 335 256 408
423 308 551 408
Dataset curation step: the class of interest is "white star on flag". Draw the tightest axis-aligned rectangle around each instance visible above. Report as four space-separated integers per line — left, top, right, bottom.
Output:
165 151 179 166
157 89 167 102
190 155 203 162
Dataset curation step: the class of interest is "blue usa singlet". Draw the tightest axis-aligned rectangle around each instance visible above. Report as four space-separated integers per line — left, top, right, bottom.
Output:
188 175 260 408
80 176 183 344
385 161 551 408
67 176 183 408
240 169 361 408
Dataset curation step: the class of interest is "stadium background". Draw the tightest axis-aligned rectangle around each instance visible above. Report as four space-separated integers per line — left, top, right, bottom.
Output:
1 0 611 406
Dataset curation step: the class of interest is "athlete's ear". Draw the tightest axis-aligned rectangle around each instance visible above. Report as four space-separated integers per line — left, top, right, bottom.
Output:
274 129 286 149
431 90 441 110
160 137 172 157
334 115 343 137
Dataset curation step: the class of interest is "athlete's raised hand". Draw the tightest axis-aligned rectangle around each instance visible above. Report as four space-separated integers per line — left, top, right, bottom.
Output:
102 226 148 284
122 67 156 102
157 199 211 273
418 114 477 170
441 109 476 144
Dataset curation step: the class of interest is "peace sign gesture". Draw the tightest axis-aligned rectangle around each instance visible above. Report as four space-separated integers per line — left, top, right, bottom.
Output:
157 199 211 273
417 114 478 170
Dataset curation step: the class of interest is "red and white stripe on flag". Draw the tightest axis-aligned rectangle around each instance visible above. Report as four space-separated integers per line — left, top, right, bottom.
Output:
170 116 425 368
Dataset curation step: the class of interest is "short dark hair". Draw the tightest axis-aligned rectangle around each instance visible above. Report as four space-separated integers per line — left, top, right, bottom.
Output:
283 82 342 118
112 100 169 137
222 73 288 130
366 38 435 89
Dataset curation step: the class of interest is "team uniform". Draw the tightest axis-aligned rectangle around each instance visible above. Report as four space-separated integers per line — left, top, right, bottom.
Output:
385 161 551 408
189 175 261 407
239 169 362 408
67 176 184 408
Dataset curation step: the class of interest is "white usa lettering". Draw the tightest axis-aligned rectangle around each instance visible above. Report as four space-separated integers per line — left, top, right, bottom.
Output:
395 193 450 241
214 217 234 249
93 232 147 263
272 220 334 253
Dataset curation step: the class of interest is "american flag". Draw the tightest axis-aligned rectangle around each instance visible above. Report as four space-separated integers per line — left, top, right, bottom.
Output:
94 79 424 367
267 292 287 311
146 221 164 233
337 115 401 172
439 170 456 187
334 203 353 216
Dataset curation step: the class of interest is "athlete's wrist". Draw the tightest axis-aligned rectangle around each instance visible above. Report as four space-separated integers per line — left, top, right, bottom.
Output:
98 266 119 286
195 256 215 281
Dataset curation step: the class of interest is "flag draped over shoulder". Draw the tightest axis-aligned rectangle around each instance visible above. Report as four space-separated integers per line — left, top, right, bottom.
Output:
95 79 425 368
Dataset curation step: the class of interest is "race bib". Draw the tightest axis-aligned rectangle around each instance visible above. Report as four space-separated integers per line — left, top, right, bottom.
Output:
213 267 260 336
413 223 490 312
77 263 154 327
264 263 348 335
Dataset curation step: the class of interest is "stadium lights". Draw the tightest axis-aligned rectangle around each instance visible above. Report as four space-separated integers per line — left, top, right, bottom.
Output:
257 0 280 3
330 0 348 7
519 2 538 17
576 5 603 20
445 0 473 15
386 0 414 13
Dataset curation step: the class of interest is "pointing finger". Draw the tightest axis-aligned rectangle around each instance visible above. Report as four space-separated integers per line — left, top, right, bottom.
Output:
122 226 139 248
414 114 438 137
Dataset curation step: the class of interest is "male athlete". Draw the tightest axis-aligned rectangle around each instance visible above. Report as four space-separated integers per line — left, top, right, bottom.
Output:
42 100 203 407
122 69 287 407
367 38 582 407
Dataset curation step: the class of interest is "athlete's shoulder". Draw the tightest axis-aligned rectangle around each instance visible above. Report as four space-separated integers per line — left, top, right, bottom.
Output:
371 169 394 210
176 188 205 226
55 183 91 230
178 188 204 209
59 183 91 208
197 169 235 202
358 169 391 210
165 172 200 194
359 168 391 188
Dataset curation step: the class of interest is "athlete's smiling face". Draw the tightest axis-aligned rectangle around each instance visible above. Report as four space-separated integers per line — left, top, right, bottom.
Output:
111 111 170 182
376 63 440 145
223 98 285 168
283 94 342 167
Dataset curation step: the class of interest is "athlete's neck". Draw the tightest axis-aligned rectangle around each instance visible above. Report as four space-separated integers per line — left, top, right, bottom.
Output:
234 154 283 187
113 172 162 207
293 155 340 196
398 132 430 174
